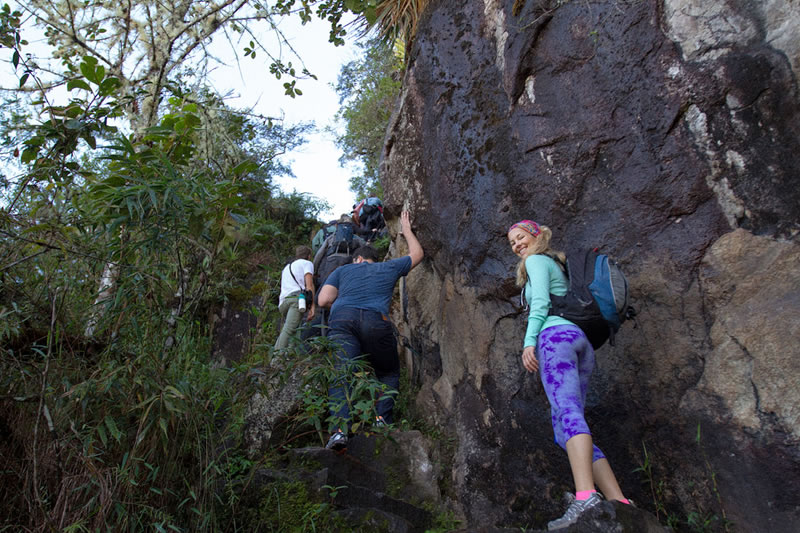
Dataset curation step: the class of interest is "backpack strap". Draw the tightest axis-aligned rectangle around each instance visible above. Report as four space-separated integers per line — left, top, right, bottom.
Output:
565 250 596 301
287 260 305 292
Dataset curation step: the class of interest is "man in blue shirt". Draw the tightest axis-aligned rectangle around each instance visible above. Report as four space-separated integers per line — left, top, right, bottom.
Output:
318 211 423 451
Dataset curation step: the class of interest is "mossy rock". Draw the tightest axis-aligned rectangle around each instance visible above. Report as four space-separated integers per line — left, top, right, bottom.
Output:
240 479 347 532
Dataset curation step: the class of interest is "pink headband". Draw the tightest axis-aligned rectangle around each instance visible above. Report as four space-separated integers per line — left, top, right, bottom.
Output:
508 220 541 237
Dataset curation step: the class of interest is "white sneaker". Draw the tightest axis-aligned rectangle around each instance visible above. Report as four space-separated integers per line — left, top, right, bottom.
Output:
547 492 603 530
325 431 348 452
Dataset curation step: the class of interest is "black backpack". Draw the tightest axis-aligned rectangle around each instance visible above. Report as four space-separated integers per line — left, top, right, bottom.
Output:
535 248 635 349
317 253 352 288
315 224 356 286
330 222 355 255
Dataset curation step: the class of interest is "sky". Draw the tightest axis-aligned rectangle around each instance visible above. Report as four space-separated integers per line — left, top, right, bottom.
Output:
207 14 364 221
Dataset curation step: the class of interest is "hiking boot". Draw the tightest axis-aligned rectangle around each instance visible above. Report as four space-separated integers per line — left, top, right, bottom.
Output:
547 492 603 530
325 431 348 452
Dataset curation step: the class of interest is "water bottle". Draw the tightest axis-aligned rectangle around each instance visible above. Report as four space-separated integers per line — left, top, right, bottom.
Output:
297 292 306 312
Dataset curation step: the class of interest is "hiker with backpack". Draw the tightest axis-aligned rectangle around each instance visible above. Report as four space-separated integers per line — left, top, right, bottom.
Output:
311 219 338 255
507 220 631 530
318 210 423 452
305 215 367 339
352 197 387 242
274 245 315 351
313 214 366 288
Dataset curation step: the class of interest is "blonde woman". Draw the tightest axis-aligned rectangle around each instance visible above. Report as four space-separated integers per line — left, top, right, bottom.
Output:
507 220 631 530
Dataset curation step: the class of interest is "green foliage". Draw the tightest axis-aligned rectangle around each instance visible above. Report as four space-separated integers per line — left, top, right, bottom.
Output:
322 483 348 503
634 435 733 532
333 38 403 197
0 50 326 531
273 0 365 46
282 0 430 45
371 233 391 259
692 423 732 532
11 0 345 137
273 0 430 46
0 3 25 68
634 441 673 524
0 5 435 531
0 306 258 530
15 54 124 190
359 0 430 44
280 335 398 441
426 508 462 533
249 480 346 532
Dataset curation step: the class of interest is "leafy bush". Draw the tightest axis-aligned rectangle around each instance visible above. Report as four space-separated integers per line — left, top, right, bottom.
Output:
0 59 325 531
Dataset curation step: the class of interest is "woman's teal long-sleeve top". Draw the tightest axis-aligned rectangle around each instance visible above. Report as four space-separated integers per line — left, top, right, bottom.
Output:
522 254 574 348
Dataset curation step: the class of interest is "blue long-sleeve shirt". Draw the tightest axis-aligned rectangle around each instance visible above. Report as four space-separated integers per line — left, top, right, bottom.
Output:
523 254 574 348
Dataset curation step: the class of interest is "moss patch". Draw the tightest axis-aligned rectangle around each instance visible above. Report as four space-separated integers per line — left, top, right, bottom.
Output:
247 480 344 532
226 282 268 305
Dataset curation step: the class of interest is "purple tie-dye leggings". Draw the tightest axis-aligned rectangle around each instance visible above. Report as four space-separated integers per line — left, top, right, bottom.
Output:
538 324 606 462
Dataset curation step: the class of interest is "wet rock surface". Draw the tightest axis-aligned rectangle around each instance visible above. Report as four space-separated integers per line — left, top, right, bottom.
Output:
382 0 800 531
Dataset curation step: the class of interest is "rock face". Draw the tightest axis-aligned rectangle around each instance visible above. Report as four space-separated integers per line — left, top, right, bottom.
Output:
382 0 800 531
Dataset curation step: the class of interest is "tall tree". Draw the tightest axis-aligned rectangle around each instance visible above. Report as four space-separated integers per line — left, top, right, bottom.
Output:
0 3 388 529
0 89 326 528
2 0 344 335
12 1 318 132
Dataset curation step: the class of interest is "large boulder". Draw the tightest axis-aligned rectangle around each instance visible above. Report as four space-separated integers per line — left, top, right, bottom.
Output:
382 0 800 531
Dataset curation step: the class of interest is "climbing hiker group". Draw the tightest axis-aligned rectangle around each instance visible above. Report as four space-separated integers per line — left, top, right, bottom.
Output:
274 196 636 530
273 198 419 451
277 197 389 352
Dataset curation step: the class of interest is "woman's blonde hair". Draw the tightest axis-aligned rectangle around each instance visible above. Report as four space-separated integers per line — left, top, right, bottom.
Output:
513 225 566 287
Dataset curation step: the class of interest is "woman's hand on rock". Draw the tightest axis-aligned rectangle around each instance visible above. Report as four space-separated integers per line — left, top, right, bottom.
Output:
522 345 538 373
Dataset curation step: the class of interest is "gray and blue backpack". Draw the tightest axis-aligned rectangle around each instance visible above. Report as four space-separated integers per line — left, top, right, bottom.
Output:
547 248 635 349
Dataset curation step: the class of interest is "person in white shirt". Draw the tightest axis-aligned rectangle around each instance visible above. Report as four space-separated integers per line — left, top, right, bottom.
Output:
274 246 315 350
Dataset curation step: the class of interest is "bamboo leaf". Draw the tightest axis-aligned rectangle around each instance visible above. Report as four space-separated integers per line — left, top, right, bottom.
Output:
20 147 38 163
148 187 158 209
105 415 122 442
97 424 108 446
164 385 185 399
